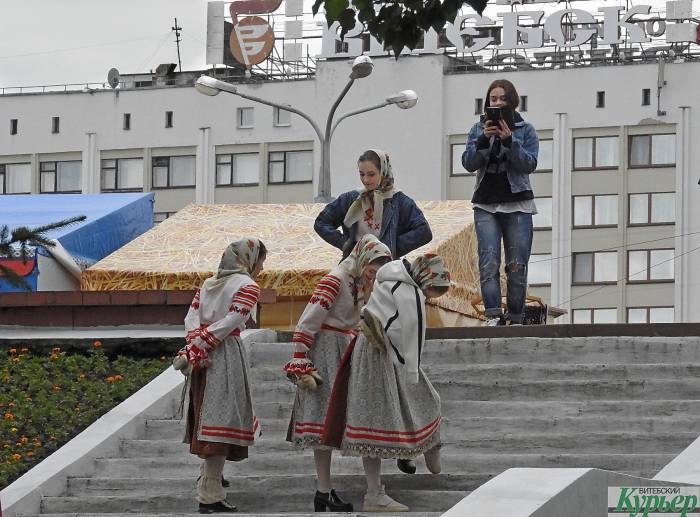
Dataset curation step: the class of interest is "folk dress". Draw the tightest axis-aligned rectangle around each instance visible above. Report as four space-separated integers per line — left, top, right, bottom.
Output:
183 273 261 460
324 260 442 459
285 266 361 449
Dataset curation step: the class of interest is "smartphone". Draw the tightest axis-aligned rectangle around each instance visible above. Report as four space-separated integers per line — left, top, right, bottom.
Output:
485 106 502 124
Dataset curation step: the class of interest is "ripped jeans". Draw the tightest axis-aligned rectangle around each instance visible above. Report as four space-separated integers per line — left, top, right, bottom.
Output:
474 208 533 323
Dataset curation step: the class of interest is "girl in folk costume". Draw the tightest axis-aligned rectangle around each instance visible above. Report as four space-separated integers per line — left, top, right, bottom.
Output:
283 234 392 512
182 238 266 514
323 254 451 512
314 149 432 259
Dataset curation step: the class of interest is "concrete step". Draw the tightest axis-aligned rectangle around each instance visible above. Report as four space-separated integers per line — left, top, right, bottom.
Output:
440 399 700 418
40 489 469 514
424 363 700 381
145 413 700 441
430 378 700 401
121 431 697 459
66 473 487 496
246 337 700 365
248 362 700 384
91 453 674 478
245 378 700 402
28 511 444 517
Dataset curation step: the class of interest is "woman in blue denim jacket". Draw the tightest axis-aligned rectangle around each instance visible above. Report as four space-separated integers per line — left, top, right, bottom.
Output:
462 79 539 326
315 149 432 260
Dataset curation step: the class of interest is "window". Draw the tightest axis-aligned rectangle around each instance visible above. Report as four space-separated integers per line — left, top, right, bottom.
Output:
51 117 60 134
642 89 651 106
627 307 674 323
596 91 605 108
520 95 528 112
10 119 18 135
536 139 553 171
273 107 291 127
216 153 259 186
573 136 618 169
151 156 195 188
39 161 81 193
628 192 675 225
533 197 552 229
100 158 143 192
628 249 674 282
237 107 254 128
528 254 551 285
165 111 173 128
153 211 176 223
268 150 313 184
0 163 31 194
573 195 618 227
573 251 617 284
474 98 483 115
451 143 468 176
629 134 675 167
573 308 617 324
123 113 131 130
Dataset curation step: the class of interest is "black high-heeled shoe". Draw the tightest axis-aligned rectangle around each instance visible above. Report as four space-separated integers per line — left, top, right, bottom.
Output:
397 458 416 474
198 499 237 513
313 489 354 512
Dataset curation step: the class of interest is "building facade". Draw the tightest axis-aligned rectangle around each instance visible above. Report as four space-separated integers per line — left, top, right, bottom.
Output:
1 55 699 323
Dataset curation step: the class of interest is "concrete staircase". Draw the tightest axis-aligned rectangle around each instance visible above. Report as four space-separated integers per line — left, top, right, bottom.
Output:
23 335 700 517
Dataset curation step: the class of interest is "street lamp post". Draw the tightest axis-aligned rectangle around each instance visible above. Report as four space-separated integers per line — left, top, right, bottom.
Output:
195 57 418 202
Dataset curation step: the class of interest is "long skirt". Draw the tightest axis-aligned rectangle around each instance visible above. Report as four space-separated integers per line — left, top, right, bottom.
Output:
287 329 354 449
324 334 441 460
185 335 258 460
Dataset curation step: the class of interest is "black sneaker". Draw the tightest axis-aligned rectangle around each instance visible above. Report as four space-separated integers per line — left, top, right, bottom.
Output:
199 500 237 514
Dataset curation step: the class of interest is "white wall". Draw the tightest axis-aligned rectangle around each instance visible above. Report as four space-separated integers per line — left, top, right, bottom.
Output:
2 57 699 321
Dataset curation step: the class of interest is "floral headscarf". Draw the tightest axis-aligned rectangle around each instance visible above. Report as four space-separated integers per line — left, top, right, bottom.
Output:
338 234 391 303
338 234 391 277
216 237 265 279
410 253 452 291
343 149 398 229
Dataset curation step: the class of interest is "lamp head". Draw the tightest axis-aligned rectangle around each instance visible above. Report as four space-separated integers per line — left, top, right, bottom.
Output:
386 89 418 109
350 56 374 79
195 75 238 96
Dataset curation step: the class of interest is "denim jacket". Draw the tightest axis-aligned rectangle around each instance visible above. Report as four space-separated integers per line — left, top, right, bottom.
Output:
461 112 539 194
314 190 432 259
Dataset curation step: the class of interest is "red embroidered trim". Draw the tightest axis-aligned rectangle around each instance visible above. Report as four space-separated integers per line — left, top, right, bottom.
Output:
320 324 356 336
309 295 332 310
201 424 256 436
283 360 315 375
292 331 314 347
344 417 441 444
293 352 307 359
346 416 441 436
190 290 201 310
199 327 220 348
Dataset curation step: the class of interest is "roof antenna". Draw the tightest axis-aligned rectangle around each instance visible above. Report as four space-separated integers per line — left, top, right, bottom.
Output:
172 17 183 72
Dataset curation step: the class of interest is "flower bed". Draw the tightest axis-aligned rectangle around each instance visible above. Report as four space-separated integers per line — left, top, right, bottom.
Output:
0 342 168 488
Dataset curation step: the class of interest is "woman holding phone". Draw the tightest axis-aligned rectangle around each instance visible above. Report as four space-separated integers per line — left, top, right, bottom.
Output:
462 79 539 326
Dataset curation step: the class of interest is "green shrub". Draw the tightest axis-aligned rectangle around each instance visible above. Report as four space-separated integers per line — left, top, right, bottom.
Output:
0 343 168 488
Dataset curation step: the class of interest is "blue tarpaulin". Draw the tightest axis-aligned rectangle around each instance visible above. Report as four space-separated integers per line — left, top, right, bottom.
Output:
0 193 154 291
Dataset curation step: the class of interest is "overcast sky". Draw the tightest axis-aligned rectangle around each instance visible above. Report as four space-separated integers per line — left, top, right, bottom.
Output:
0 0 680 87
